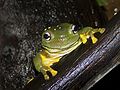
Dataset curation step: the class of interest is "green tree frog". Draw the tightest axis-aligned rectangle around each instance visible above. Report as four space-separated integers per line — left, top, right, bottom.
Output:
33 23 105 80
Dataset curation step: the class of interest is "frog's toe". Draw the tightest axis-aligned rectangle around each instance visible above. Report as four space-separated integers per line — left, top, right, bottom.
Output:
41 69 50 80
47 67 58 76
44 74 50 80
51 69 57 76
99 28 105 34
91 36 98 44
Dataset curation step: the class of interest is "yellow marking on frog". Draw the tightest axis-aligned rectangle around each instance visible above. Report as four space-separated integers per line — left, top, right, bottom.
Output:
80 34 88 44
91 33 98 44
39 51 60 80
79 27 105 44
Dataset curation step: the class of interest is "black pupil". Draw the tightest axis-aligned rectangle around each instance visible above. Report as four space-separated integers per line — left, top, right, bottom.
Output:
74 25 79 32
44 33 50 40
72 25 83 34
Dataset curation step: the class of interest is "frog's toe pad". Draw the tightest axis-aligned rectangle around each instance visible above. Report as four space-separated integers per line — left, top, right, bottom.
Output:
50 69 58 76
44 74 50 80
99 28 105 34
91 36 98 44
82 39 87 44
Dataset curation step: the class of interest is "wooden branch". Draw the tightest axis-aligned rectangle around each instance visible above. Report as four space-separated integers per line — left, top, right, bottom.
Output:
24 12 120 90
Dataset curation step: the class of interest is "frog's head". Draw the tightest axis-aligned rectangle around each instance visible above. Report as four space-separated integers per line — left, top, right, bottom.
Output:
42 23 80 52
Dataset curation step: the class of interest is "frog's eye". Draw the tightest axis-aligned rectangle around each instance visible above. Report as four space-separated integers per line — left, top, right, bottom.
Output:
43 32 51 41
72 25 79 34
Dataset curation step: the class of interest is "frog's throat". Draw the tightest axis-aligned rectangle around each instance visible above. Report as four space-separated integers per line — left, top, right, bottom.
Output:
42 38 82 57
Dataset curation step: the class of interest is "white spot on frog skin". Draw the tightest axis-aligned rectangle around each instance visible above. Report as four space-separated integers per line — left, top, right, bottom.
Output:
60 38 65 41
57 25 59 27
48 27 51 29
60 35 66 41
54 28 56 31
60 35 65 38
59 26 62 29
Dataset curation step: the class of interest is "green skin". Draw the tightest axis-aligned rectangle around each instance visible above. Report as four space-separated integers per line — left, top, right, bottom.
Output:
33 23 105 80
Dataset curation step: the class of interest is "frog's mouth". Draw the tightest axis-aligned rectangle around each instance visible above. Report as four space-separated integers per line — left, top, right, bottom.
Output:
42 38 82 55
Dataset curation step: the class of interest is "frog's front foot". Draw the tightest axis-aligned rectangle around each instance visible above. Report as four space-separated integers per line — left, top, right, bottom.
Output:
41 66 57 80
90 28 105 43
80 27 105 44
90 33 98 44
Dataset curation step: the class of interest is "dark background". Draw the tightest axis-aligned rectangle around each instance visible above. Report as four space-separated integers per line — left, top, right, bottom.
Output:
90 65 120 90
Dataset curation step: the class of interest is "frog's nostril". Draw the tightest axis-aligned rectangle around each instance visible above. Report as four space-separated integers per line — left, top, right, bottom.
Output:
60 35 66 41
60 35 66 38
60 38 65 41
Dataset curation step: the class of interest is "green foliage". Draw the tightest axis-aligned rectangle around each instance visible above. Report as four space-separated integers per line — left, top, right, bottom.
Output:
96 0 108 6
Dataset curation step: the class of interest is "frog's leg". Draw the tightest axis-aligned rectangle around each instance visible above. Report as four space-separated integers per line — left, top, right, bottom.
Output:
44 65 58 77
40 68 50 80
33 53 49 80
90 28 105 44
79 27 105 44
94 28 105 34
90 31 98 44
40 64 57 80
48 67 57 77
40 52 60 79
42 57 60 77
40 62 58 80
79 30 98 44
